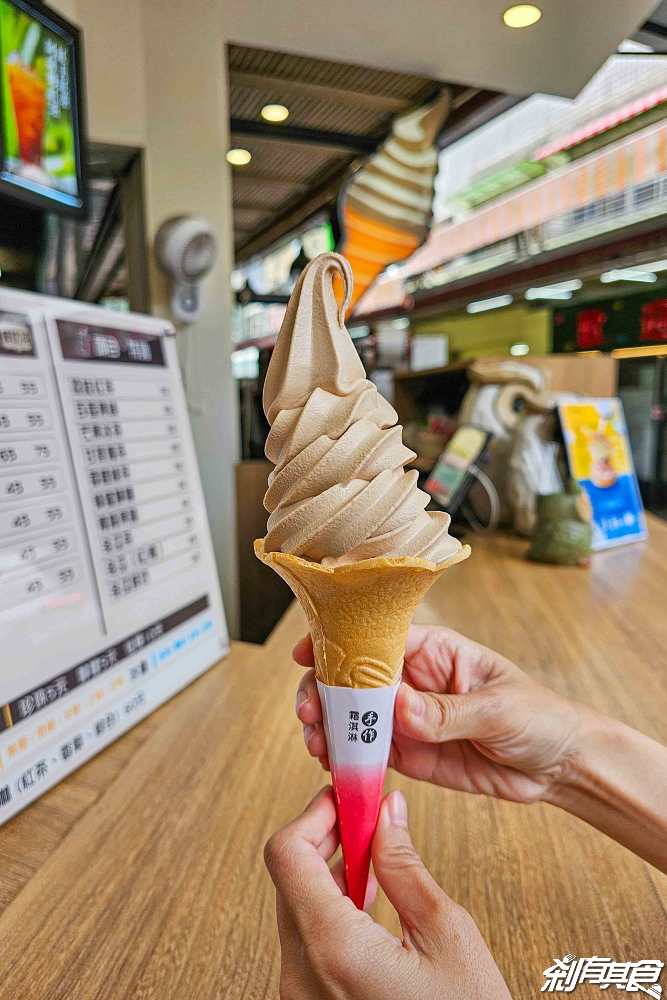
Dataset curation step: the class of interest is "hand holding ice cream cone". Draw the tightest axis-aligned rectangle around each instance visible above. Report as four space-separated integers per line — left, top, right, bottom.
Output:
256 251 470 906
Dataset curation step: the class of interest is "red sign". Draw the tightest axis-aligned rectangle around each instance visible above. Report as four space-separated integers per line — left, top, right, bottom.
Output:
576 309 607 349
640 299 667 342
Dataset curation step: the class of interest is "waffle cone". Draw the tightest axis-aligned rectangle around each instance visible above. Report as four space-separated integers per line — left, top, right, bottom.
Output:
254 540 471 687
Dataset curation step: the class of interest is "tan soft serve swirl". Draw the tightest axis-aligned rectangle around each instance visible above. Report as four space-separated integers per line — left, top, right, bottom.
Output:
262 252 462 566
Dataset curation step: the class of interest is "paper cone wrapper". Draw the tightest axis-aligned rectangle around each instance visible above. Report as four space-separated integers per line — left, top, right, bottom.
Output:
317 679 399 907
254 539 470 906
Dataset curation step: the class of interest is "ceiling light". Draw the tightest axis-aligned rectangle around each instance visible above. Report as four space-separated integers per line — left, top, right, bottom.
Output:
503 4 541 28
349 324 371 340
527 289 572 300
636 258 667 273
261 104 289 123
467 294 513 314
525 279 583 300
227 148 252 166
510 343 530 356
600 269 657 284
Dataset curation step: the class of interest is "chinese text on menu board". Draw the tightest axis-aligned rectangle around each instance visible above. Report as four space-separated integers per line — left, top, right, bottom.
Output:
0 301 228 823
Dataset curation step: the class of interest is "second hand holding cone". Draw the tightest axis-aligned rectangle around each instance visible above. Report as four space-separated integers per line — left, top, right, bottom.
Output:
256 542 468 907
256 252 470 908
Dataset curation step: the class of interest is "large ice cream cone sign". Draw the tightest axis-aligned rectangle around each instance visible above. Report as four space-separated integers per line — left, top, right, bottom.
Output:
256 252 470 906
337 91 451 315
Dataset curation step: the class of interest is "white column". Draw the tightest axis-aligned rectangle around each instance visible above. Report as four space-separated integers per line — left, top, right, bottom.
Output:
139 0 239 635
139 0 238 633
48 0 239 635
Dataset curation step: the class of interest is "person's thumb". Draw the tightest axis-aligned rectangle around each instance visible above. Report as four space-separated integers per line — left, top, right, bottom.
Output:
395 681 495 743
372 791 460 955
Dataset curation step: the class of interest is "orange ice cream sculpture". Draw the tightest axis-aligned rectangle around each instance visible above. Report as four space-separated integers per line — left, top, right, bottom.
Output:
255 252 469 907
337 91 450 314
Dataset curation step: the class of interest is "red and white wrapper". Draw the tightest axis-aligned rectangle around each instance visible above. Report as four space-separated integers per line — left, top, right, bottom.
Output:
317 679 399 909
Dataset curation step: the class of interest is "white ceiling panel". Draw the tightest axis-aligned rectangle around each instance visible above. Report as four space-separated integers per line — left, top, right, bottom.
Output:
227 0 660 98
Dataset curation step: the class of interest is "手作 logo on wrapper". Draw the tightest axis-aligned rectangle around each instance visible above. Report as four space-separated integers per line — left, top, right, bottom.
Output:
316 681 398 768
542 955 664 993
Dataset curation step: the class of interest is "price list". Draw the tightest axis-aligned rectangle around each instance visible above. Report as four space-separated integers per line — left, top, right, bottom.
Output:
67 373 203 603
0 360 87 611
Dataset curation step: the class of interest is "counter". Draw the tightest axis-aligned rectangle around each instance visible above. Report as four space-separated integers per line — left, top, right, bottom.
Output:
1 518 666 998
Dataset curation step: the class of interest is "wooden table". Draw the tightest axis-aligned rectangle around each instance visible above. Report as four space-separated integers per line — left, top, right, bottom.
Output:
1 518 666 999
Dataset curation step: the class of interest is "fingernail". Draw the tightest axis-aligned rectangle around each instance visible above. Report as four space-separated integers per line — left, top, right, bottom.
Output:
303 724 316 746
388 790 408 827
295 689 309 713
408 690 425 717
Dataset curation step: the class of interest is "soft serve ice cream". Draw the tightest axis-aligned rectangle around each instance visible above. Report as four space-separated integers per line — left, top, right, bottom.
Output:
262 251 463 566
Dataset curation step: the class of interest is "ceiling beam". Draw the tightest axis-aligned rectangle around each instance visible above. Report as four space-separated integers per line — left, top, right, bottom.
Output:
235 162 354 260
641 18 667 39
232 202 275 212
231 173 306 191
451 87 481 109
229 70 413 113
230 117 378 153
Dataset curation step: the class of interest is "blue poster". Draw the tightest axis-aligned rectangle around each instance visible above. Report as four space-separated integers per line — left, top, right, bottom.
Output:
559 399 648 551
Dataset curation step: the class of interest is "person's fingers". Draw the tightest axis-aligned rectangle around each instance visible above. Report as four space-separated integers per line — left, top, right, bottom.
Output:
303 721 328 758
292 634 314 667
403 624 508 696
270 791 341 998
265 787 338 875
372 790 461 956
295 669 322 726
275 892 328 998
394 681 499 744
329 857 378 909
295 669 327 759
404 623 456 659
264 787 352 930
329 856 347 895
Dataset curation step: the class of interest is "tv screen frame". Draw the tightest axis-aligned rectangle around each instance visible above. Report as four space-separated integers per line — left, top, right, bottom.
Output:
0 0 87 219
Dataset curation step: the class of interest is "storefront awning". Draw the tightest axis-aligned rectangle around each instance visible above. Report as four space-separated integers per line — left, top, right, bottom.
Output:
535 84 667 161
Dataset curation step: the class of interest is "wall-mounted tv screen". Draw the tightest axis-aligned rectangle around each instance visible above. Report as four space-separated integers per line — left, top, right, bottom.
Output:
0 0 86 218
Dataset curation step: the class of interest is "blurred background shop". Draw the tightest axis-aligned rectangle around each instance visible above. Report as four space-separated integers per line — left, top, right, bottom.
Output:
2 0 666 644
226 14 667 638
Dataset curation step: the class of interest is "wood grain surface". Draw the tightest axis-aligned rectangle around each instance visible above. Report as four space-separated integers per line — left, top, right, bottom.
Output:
0 518 665 998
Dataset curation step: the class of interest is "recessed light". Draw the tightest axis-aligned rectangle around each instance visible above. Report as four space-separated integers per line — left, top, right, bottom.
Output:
600 269 657 284
525 279 582 300
503 4 542 28
261 104 289 123
467 294 513 314
226 148 252 166
510 343 530 356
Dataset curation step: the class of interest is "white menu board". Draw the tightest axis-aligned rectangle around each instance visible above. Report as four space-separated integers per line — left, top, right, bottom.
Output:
0 289 229 823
